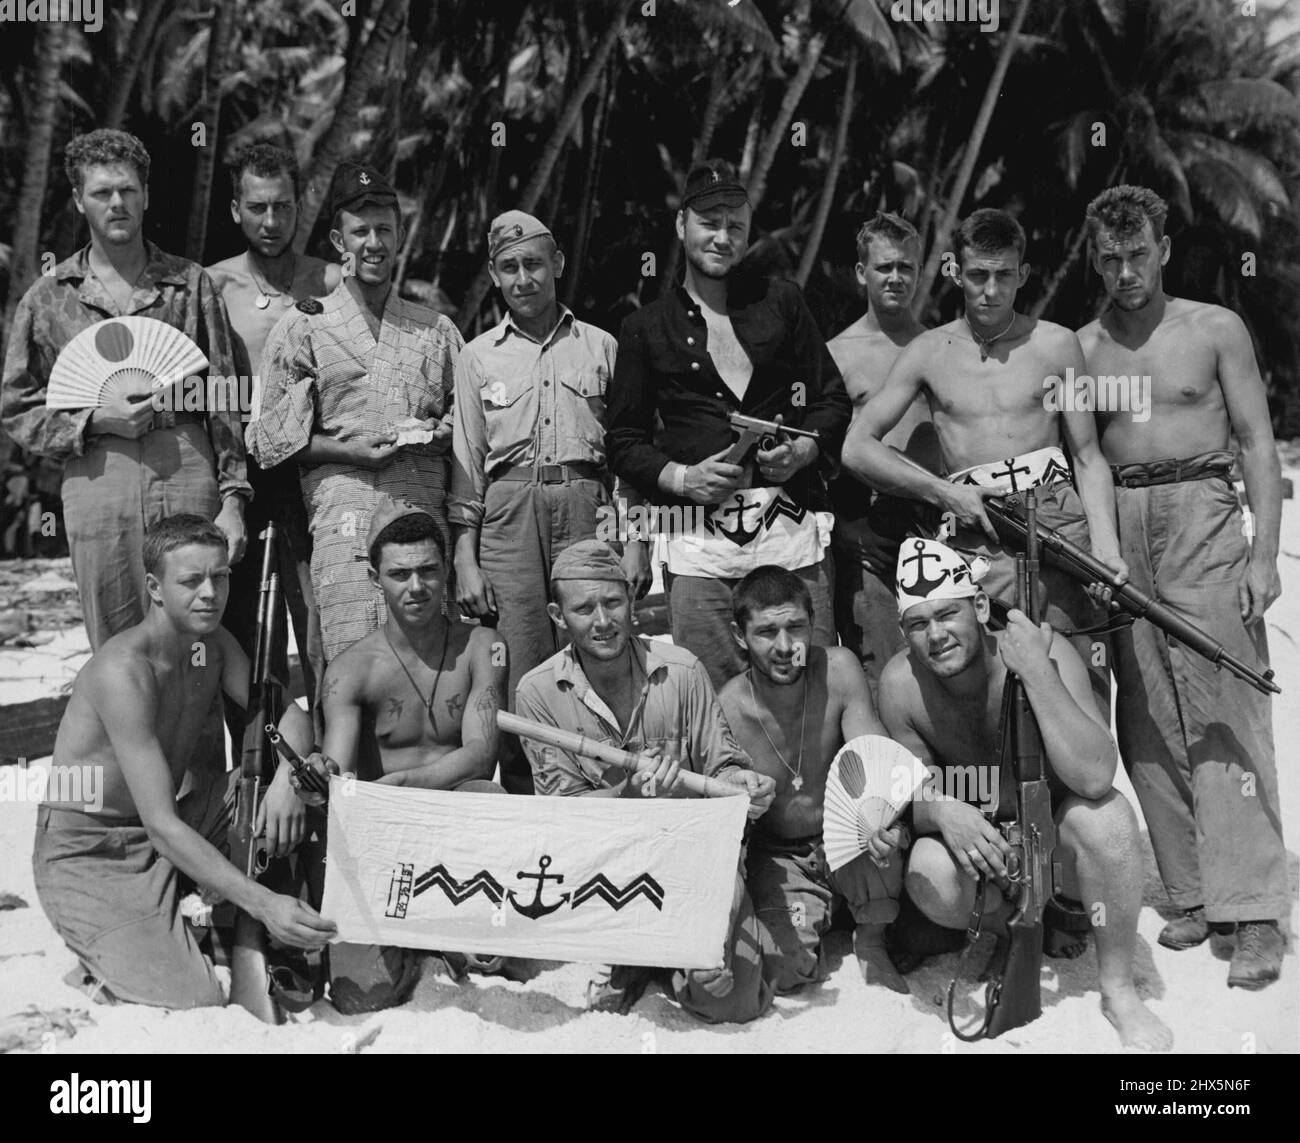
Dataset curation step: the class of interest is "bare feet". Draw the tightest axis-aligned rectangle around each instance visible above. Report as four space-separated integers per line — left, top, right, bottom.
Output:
1101 985 1173 1052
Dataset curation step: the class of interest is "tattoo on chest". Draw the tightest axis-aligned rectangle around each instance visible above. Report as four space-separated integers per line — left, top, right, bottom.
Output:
476 684 499 742
445 691 466 720
384 696 404 723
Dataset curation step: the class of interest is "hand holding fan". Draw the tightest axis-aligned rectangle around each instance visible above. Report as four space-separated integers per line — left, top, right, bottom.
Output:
823 735 929 872
45 317 208 409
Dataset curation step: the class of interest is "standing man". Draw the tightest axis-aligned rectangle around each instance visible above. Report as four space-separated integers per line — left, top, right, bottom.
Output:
841 208 1124 712
718 566 914 994
450 211 645 794
605 160 852 691
828 212 938 693
877 539 1172 1051
2 129 249 650
514 540 776 1022
207 142 340 711
249 163 462 663
1078 185 1287 987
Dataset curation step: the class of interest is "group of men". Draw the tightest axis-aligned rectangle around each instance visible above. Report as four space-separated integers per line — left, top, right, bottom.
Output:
1 126 1288 1050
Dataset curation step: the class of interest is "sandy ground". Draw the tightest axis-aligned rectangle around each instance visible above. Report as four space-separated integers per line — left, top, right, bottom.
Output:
1 483 1297 1055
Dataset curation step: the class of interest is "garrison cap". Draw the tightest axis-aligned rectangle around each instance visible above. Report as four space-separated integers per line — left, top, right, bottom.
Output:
550 540 629 584
488 210 553 261
366 496 438 553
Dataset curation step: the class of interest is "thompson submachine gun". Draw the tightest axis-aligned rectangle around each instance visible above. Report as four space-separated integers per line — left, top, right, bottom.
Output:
949 488 1061 1040
723 413 820 466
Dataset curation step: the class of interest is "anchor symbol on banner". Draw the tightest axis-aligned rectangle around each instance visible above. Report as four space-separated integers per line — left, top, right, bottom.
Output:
507 855 570 918
715 493 761 547
900 539 950 595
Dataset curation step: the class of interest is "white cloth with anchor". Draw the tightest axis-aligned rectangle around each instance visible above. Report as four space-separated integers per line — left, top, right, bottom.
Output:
321 776 748 968
658 484 833 578
946 444 1073 496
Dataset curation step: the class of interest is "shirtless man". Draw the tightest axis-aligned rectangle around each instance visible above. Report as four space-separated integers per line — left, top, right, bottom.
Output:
286 496 507 1011
841 208 1124 711
718 565 913 993
1077 185 1287 987
32 514 335 1009
876 538 1171 1051
828 212 938 692
207 142 340 719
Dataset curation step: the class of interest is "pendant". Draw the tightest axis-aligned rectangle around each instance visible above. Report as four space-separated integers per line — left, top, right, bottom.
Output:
791 775 803 791
979 343 990 362
283 294 294 306
255 293 270 310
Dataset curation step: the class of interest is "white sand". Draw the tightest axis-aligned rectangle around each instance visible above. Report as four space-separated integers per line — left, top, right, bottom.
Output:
2 480 1297 1055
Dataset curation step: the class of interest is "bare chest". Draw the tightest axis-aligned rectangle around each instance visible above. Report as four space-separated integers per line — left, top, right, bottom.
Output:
372 653 471 749
1084 326 1222 412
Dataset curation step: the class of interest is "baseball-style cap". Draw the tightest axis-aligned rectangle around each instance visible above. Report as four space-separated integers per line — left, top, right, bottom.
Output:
550 540 629 584
366 496 437 552
488 209 553 261
330 161 399 220
680 160 749 214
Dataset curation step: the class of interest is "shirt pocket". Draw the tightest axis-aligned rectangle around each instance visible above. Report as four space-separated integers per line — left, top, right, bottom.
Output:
558 364 608 449
480 375 537 454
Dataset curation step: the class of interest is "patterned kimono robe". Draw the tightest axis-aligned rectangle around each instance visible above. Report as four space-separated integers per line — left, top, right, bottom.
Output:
249 283 462 661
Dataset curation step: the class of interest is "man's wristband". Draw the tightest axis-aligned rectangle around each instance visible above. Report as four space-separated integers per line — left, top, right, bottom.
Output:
671 463 688 497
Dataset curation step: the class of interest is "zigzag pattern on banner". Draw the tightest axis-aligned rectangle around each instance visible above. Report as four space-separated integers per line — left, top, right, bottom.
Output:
569 873 666 911
411 865 506 905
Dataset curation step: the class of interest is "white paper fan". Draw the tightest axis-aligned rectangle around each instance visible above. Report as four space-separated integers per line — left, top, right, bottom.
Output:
46 317 208 409
824 735 929 872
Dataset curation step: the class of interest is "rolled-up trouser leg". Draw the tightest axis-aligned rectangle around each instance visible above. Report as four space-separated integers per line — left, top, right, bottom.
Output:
672 872 775 1024
1113 477 1288 923
480 477 609 795
745 841 834 994
827 846 904 927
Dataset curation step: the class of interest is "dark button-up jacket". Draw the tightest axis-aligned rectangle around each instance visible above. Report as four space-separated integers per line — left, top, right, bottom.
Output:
604 275 850 511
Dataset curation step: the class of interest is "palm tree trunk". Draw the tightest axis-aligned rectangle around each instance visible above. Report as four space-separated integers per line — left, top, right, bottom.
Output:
456 0 635 332
294 0 411 253
738 89 764 183
565 55 618 309
185 0 238 264
796 46 857 288
104 0 169 129
746 28 825 215
912 0 1032 315
2 22 66 354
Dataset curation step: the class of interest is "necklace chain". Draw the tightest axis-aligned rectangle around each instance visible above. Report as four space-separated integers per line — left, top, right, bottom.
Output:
249 252 295 298
746 670 807 787
383 618 450 735
964 311 1017 359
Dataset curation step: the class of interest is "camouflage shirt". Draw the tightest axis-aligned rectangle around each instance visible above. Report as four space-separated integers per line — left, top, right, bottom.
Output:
1 241 250 498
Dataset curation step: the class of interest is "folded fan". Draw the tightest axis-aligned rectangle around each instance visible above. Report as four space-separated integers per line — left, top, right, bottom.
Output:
823 735 929 872
45 317 208 409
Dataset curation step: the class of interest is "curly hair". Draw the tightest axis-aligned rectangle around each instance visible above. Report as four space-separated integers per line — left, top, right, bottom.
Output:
227 140 301 200
855 210 921 262
143 514 228 576
1085 184 1169 243
65 129 150 192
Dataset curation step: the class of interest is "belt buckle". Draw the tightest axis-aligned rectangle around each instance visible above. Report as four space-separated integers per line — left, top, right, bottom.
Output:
538 464 564 484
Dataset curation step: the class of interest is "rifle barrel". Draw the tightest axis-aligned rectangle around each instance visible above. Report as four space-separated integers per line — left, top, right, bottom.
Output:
985 499 1279 695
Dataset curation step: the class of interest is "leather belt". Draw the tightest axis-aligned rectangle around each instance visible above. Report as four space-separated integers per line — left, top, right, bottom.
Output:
1110 451 1235 488
491 462 603 485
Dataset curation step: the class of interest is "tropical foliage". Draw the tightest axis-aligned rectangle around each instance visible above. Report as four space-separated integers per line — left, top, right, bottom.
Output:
2 0 1299 430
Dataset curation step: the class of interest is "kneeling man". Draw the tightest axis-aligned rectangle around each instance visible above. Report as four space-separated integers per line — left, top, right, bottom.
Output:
33 514 335 1009
719 566 913 994
514 540 776 1023
288 496 508 1011
877 539 1171 1051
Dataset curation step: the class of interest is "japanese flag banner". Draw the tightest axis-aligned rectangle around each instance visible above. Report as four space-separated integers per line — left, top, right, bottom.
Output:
321 778 749 969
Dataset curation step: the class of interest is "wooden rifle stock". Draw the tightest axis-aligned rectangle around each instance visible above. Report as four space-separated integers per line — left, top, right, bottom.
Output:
227 523 284 1025
497 711 744 799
